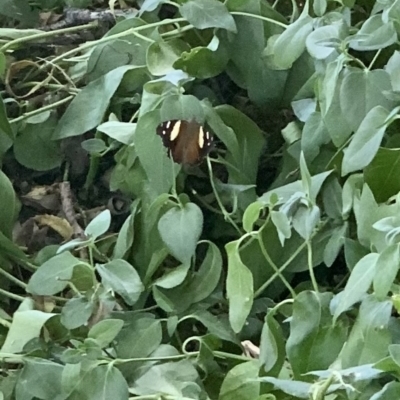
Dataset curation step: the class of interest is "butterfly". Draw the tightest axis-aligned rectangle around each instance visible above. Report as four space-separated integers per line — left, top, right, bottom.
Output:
156 119 214 165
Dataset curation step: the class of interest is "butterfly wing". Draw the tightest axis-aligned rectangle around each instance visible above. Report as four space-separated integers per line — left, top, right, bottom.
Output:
156 120 214 165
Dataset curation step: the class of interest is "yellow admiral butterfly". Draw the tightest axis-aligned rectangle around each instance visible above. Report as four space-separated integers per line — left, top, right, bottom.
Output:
157 119 213 165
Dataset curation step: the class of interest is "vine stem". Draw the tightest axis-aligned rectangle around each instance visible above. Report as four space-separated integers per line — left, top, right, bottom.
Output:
307 240 319 293
9 95 74 125
50 18 187 65
0 23 98 53
231 11 288 29
254 221 327 298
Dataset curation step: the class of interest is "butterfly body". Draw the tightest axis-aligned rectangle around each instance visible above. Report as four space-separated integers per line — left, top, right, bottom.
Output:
157 119 213 165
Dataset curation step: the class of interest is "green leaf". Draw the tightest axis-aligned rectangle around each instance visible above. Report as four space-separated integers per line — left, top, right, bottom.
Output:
259 170 332 205
16 359 63 399
81 138 107 154
97 121 136 145
85 210 111 239
154 262 191 289
313 0 327 16
140 0 164 14
370 382 400 400
88 319 124 348
349 15 397 51
173 37 229 79
340 296 391 367
219 361 260 400
342 106 391 176
257 377 312 398
306 25 340 59
113 201 138 259
97 259 144 306
186 241 222 303
0 94 13 140
385 50 400 91
365 148 400 203
260 311 285 373
135 109 176 197
301 112 330 163
61 297 95 329
268 14 312 69
14 114 61 171
53 65 137 139
27 252 82 295
158 202 203 264
1 309 55 353
243 201 264 233
147 39 188 76
339 69 393 132
373 244 400 299
333 253 379 321
226 241 254 333
81 365 129 400
0 169 20 239
116 317 162 358
180 0 237 32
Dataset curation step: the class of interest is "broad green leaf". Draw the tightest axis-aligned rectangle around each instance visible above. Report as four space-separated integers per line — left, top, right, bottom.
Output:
271 210 291 245
301 112 330 163
82 138 107 154
259 170 332 205
158 202 203 264
85 209 111 239
323 223 347 267
340 296 391 367
306 25 340 59
147 39 188 76
269 14 313 69
97 121 136 145
333 253 379 321
349 15 397 51
1 310 55 353
184 310 238 343
180 0 237 32
226 241 253 333
61 297 95 329
134 109 176 197
53 66 137 139
373 244 400 299
257 377 312 398
219 361 260 400
80 365 129 400
370 382 400 400
115 317 162 358
27 252 83 295
385 51 400 91
174 38 229 79
342 106 390 176
97 259 144 305
292 205 320 240
186 241 222 303
365 148 400 203
0 169 19 239
16 359 63 399
154 263 191 289
243 201 264 233
259 311 285 373
340 69 393 132
286 291 321 377
88 319 124 348
140 0 164 14
313 0 327 16
14 114 61 171
0 94 13 140
113 201 139 259
160 94 205 122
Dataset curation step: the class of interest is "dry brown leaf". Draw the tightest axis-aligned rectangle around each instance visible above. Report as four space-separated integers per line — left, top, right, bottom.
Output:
34 214 73 241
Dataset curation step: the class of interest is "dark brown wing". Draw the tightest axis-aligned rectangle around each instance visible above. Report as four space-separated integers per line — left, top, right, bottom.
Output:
156 120 214 165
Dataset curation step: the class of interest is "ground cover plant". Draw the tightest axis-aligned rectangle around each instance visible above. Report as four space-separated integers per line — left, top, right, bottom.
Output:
1 0 400 398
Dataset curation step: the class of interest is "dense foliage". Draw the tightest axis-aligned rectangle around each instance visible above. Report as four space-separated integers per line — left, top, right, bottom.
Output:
1 0 400 398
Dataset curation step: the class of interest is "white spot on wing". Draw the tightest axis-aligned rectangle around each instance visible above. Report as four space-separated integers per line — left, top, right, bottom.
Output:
166 121 171 129
170 121 181 141
198 126 205 148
